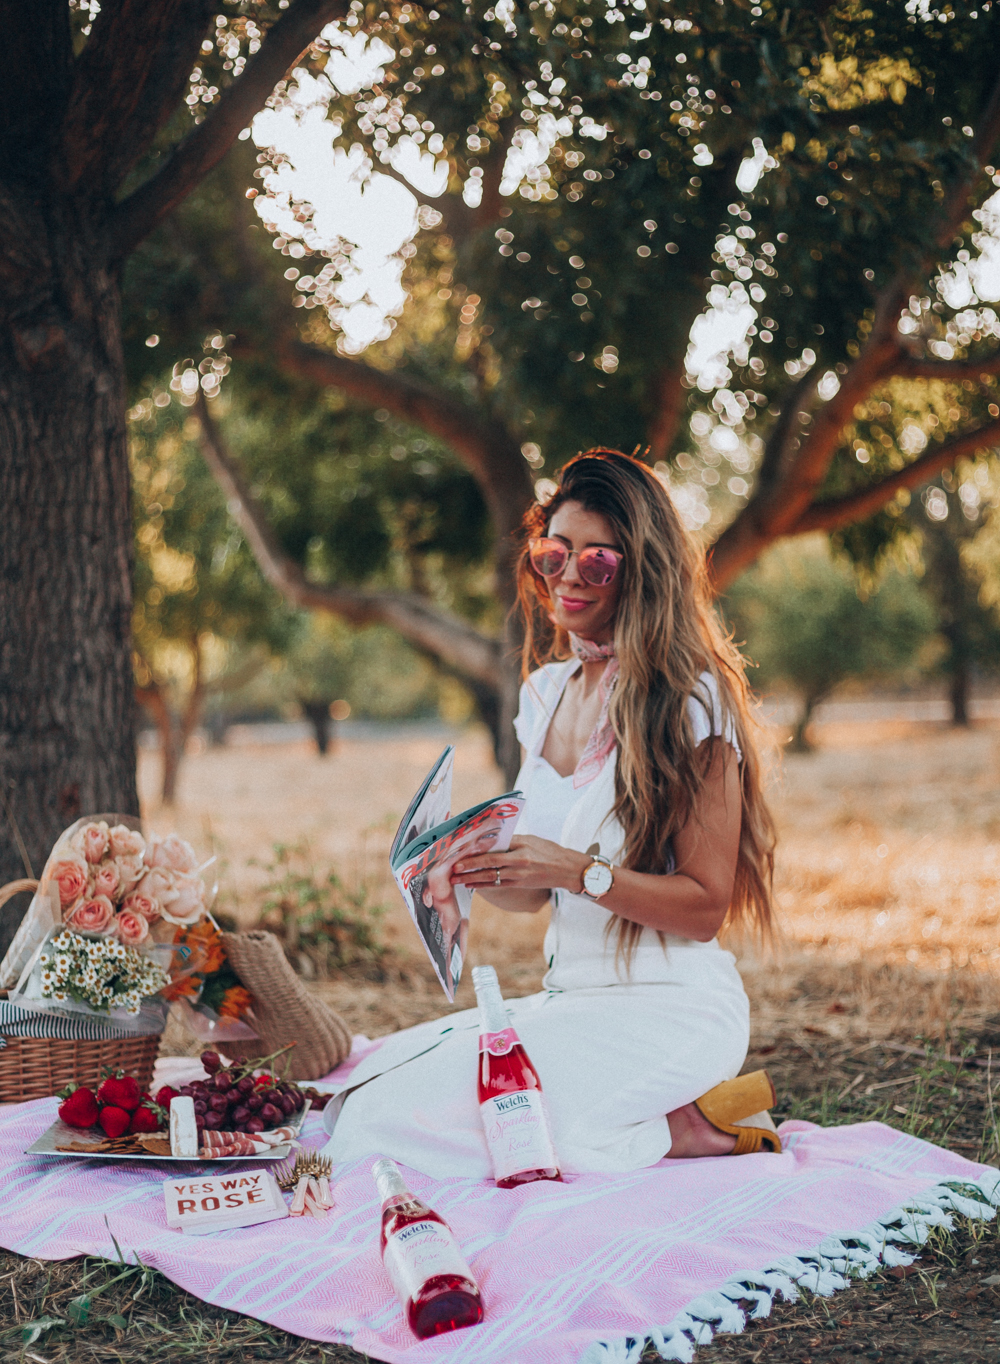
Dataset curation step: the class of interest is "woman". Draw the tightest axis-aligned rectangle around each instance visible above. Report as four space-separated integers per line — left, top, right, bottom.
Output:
322 450 778 1175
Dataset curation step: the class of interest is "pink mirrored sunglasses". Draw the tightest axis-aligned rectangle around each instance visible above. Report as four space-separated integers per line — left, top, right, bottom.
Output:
528 538 623 587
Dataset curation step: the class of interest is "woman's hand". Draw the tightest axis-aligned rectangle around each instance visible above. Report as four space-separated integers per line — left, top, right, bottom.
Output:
425 861 463 937
452 835 588 894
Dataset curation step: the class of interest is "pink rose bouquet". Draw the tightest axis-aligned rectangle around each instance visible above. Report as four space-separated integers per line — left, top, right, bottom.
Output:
45 818 211 938
6 813 218 1022
31 815 213 1001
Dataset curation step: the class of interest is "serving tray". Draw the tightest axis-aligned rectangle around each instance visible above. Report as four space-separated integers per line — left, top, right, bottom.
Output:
26 1104 310 1163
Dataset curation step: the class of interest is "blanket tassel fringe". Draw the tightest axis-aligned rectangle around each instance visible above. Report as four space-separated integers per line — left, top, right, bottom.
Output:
580 1168 1000 1364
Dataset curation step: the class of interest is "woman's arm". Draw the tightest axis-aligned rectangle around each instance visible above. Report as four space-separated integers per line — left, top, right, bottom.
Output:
454 739 741 941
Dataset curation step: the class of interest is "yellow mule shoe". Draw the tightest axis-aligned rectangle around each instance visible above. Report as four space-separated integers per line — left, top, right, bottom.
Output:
694 1070 782 1154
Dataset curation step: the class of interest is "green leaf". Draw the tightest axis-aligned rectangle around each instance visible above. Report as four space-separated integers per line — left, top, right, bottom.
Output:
104 1214 127 1266
21 1317 65 1344
66 1293 91 1324
106 1313 129 1332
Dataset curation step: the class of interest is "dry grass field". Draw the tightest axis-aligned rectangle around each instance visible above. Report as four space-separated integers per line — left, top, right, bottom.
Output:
144 713 1000 1050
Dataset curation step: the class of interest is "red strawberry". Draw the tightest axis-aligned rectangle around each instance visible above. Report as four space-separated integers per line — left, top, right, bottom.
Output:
97 1070 141 1112
128 1102 163 1135
99 1105 131 1138
155 1085 177 1109
57 1085 99 1130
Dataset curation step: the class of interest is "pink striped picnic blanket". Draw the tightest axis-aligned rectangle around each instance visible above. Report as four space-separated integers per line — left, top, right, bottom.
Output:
1 1070 998 1364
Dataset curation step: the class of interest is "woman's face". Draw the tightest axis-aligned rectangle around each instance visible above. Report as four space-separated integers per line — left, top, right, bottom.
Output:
544 500 623 644
463 823 503 856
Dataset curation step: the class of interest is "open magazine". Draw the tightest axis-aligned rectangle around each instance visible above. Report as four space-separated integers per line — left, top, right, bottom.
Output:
391 747 523 1001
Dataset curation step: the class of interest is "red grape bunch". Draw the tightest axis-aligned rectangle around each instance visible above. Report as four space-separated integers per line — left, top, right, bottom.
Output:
165 1047 328 1137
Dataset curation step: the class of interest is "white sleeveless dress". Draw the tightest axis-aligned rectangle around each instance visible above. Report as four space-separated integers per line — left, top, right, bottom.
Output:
321 661 750 1177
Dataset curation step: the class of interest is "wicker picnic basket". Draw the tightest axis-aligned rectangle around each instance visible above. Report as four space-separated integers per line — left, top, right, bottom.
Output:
0 878 160 1102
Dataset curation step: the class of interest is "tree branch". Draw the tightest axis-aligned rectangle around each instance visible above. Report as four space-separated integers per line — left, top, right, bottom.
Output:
711 67 1000 589
645 364 685 463
792 420 1000 533
264 335 534 554
194 392 502 686
62 0 214 198
893 352 1000 380
109 0 348 259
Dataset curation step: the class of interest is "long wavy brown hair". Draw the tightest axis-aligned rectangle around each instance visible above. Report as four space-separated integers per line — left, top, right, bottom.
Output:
516 449 774 961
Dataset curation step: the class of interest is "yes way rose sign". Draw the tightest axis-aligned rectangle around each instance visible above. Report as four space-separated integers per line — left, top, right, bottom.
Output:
164 1170 288 1235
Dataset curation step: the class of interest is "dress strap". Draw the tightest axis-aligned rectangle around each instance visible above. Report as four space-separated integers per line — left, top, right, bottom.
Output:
525 660 580 757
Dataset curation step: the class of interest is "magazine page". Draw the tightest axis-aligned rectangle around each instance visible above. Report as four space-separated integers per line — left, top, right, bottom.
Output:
389 745 454 865
393 794 524 1002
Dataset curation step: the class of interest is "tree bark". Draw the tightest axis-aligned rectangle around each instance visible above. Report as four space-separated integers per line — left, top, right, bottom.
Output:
0 203 138 952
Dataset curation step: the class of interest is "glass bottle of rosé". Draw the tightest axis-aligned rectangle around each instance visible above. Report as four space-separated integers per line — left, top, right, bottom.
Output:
372 1158 484 1339
472 965 562 1189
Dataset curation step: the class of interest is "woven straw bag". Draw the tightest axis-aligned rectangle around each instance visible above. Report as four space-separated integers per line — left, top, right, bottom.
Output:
220 930 352 1082
0 879 160 1102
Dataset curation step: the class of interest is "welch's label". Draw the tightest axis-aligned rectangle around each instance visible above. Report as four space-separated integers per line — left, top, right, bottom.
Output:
382 1219 474 1303
479 1090 558 1182
478 1027 518 1056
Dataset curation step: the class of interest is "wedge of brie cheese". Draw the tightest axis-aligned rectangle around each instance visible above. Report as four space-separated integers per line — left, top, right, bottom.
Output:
169 1095 199 1158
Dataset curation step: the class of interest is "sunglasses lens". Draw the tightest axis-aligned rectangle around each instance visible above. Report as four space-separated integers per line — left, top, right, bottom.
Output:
530 540 568 577
579 548 621 586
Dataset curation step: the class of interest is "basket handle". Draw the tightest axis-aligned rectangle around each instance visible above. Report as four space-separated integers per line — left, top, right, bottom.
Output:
0 878 39 909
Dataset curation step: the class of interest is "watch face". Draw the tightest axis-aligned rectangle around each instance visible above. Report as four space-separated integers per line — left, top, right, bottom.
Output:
583 861 614 897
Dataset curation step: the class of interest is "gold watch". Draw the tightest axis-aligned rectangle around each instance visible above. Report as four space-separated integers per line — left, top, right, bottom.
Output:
581 853 614 900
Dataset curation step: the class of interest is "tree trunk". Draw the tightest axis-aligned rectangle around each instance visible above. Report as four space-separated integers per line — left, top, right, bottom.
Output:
0 205 138 954
300 700 333 755
790 691 825 753
949 655 971 726
137 681 182 805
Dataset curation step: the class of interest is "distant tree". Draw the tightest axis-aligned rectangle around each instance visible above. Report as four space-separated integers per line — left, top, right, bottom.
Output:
724 540 935 751
831 386 1000 723
131 405 294 800
279 615 350 754
911 479 1000 724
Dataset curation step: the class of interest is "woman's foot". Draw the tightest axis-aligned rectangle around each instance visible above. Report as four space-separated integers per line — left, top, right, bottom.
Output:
664 1101 738 1158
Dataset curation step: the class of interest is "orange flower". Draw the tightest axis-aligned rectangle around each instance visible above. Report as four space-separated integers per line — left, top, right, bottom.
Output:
217 986 253 1020
217 985 253 1020
160 974 200 1003
174 919 226 976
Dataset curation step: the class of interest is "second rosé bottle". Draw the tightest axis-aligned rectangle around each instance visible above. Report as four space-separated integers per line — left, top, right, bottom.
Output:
472 964 562 1188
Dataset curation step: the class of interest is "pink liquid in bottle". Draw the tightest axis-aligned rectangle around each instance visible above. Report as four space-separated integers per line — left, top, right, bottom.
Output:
473 965 562 1189
373 1159 484 1338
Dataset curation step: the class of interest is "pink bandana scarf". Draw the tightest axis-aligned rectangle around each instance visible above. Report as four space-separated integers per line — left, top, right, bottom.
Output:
568 634 619 788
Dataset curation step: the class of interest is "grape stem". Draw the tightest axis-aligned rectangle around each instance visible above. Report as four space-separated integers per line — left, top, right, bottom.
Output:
233 1041 297 1080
